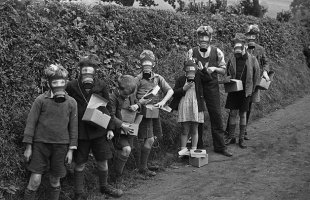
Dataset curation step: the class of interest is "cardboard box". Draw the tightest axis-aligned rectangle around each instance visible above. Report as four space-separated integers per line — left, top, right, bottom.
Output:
142 85 160 99
82 94 111 129
190 149 207 158
256 71 275 90
142 104 159 118
121 109 137 123
224 79 243 93
189 156 208 168
129 115 143 136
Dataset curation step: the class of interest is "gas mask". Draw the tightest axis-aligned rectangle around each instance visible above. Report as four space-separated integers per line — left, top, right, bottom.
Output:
198 35 211 52
49 79 67 103
141 61 153 80
80 66 95 90
234 43 245 58
246 35 256 49
186 69 196 82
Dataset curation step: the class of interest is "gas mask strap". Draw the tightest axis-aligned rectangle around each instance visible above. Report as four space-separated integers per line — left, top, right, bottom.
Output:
77 80 89 105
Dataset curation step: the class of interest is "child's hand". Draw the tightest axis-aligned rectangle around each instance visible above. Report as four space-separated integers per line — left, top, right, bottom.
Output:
128 104 139 111
154 101 166 108
24 144 32 162
183 82 194 91
207 66 217 74
121 123 134 135
139 97 152 105
107 130 114 140
66 149 73 164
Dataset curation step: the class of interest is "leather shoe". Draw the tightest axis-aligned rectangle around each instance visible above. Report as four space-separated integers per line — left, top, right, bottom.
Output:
214 149 233 157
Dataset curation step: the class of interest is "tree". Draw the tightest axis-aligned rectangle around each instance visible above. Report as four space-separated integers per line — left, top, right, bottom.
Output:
276 10 292 22
290 0 310 15
228 0 267 18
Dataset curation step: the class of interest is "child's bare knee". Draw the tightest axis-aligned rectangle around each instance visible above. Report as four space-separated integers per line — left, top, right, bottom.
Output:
97 160 108 171
28 174 42 190
49 175 60 187
122 146 131 156
75 163 86 171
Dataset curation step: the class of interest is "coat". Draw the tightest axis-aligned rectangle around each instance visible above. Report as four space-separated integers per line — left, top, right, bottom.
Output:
227 52 260 102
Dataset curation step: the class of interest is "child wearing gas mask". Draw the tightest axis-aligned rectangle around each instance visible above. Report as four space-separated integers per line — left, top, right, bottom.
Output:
224 33 260 149
170 60 205 154
23 64 78 200
244 24 270 140
109 75 141 186
135 50 174 176
66 54 123 199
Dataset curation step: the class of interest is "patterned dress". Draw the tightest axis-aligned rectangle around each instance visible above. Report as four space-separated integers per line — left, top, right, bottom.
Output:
178 83 204 123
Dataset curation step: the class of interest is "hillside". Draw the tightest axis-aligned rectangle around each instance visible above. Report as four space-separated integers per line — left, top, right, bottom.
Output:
0 1 309 199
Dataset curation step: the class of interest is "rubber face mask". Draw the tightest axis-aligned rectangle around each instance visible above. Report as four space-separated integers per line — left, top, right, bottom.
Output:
141 61 153 80
246 35 256 49
80 66 95 90
50 79 67 103
234 43 245 58
185 66 196 82
198 35 210 52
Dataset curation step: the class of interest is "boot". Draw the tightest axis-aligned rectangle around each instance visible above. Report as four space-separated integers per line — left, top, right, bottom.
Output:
49 186 61 200
24 188 36 200
224 124 236 145
239 125 247 149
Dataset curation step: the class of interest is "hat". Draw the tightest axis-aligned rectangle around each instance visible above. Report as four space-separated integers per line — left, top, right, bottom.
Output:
233 33 247 43
78 54 100 69
196 25 214 36
245 24 260 35
44 64 68 81
183 60 197 72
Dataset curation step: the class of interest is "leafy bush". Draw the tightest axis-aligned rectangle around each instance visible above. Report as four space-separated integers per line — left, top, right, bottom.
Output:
0 0 310 198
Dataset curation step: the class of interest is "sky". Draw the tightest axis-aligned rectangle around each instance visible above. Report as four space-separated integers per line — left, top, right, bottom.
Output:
78 0 294 18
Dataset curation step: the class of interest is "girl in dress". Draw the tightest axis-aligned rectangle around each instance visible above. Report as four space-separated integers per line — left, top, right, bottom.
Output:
170 60 206 154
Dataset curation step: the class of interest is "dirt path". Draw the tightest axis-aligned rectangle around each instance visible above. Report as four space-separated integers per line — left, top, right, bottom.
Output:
120 95 310 200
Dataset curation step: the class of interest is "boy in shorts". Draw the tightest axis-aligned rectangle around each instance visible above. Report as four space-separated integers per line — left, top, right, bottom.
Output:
66 54 123 199
109 75 141 185
23 64 78 200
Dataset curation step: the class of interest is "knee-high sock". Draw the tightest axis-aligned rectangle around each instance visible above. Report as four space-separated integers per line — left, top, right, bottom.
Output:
228 124 236 138
140 147 151 170
98 170 108 187
49 186 61 200
239 125 246 139
74 170 84 194
114 152 129 176
24 188 36 200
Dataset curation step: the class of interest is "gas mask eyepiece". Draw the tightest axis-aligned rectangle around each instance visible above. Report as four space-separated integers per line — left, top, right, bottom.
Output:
50 79 67 103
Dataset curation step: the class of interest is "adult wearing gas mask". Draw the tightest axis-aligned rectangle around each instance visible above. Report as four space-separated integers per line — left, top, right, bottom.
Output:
187 25 232 157
66 54 123 199
224 33 260 148
244 24 270 140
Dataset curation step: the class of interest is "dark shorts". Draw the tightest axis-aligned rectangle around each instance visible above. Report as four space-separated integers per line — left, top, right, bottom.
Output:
225 90 251 112
74 136 113 164
113 134 135 150
138 117 162 139
27 142 68 178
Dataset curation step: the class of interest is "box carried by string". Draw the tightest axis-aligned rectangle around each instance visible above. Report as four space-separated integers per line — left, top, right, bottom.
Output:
256 71 275 90
224 79 243 93
82 94 111 129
